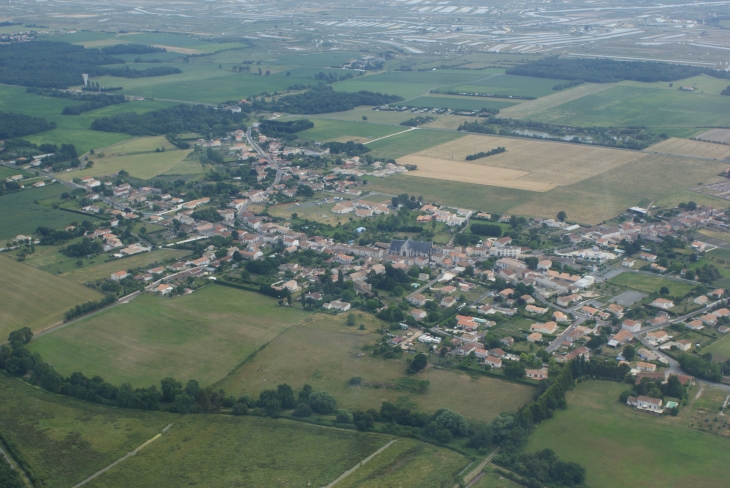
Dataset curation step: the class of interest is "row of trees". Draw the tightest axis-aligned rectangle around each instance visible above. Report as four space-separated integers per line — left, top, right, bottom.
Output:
91 104 251 136
252 86 403 114
63 294 117 321
465 146 506 161
101 44 167 55
323 140 371 156
258 119 314 136
470 223 503 237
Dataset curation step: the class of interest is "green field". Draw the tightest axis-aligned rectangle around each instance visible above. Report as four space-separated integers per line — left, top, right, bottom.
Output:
29 286 308 387
608 272 695 297
60 147 194 181
0 185 96 241
0 256 102 339
297 119 405 142
366 128 465 159
444 74 568 98
528 85 730 130
704 333 730 358
405 95 518 112
1 372 463 488
217 314 534 424
526 381 730 488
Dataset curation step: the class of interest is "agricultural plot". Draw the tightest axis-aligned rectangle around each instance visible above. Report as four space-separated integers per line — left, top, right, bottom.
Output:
217 316 534 423
28 286 308 387
58 146 194 181
405 95 517 112
696 129 730 144
401 134 643 192
366 128 464 160
443 73 568 98
608 272 694 297
296 119 404 143
0 185 92 241
646 137 730 160
704 333 730 359
0 256 102 338
498 83 613 119
60 249 191 284
526 381 730 488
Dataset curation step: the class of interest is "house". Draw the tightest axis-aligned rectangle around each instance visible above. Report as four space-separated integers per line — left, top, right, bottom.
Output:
557 294 580 307
553 311 570 323
110 270 128 282
607 329 634 347
408 293 427 306
155 284 174 295
531 322 558 335
622 259 636 268
638 349 660 361
649 298 674 310
675 339 692 351
581 305 599 316
478 304 495 315
148 266 165 275
522 295 536 305
646 330 669 344
719 326 730 334
713 308 730 319
710 288 725 299
411 309 427 320
525 368 548 380
500 337 515 347
699 314 717 326
525 304 549 315
440 296 457 308
694 295 709 306
622 319 642 333
627 395 663 413
489 348 507 359
685 319 705 330
456 343 478 356
636 361 656 373
537 260 552 271
608 303 624 317
639 252 658 262
485 356 502 368
323 300 351 312
527 332 542 343
305 292 323 301
498 288 515 299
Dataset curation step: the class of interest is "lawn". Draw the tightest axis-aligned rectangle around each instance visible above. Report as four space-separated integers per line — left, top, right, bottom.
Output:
366 128 465 160
296 119 404 143
608 272 694 297
526 381 730 488
56 249 190 284
0 185 99 241
405 95 517 112
58 147 194 181
28 285 308 387
444 74 568 98
0 256 102 338
217 314 535 423
705 333 730 359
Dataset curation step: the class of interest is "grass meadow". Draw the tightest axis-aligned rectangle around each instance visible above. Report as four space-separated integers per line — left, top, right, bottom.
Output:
608 272 694 297
28 286 308 387
406 95 517 112
443 74 567 98
217 313 534 423
0 256 102 337
366 128 465 159
526 381 730 488
297 119 405 143
59 147 194 181
0 185 96 241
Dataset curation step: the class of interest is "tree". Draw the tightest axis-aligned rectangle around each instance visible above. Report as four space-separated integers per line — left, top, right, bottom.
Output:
622 344 636 360
434 409 469 436
276 383 296 409
160 377 182 403
353 410 374 431
685 269 696 280
659 286 670 295
8 327 33 345
407 353 428 374
346 313 356 326
336 409 353 424
503 361 526 379
557 210 567 222
308 391 337 414
292 403 313 417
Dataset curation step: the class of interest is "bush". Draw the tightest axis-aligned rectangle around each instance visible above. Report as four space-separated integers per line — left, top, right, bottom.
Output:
308 391 337 414
336 409 353 424
232 402 248 416
292 403 313 417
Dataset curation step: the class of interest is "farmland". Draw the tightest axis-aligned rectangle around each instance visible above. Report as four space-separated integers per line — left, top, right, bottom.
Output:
217 314 534 423
645 137 730 160
366 128 465 160
0 256 102 338
526 381 730 488
704 333 730 359
60 249 191 284
28 286 308 387
58 146 195 181
405 95 517 112
296 119 405 143
498 83 614 119
0 185 95 242
443 73 568 98
608 271 695 297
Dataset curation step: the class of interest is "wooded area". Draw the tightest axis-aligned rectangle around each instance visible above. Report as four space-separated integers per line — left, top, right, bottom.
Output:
252 86 402 114
0 111 56 139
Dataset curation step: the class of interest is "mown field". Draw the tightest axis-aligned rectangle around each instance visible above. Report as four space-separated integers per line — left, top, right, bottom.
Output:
58 147 194 181
0 185 92 241
366 128 465 159
645 137 730 160
608 272 695 297
526 381 730 488
296 119 405 143
217 314 535 423
1 372 461 488
405 95 517 112
0 256 102 337
443 74 568 98
28 285 308 387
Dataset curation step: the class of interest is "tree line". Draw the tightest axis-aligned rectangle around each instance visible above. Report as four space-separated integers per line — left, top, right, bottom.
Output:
465 146 506 161
507 56 730 83
252 86 403 114
105 66 181 78
101 44 167 55
470 223 503 237
26 87 127 115
258 119 314 136
323 140 371 156
63 294 117 321
0 111 56 138
91 104 251 136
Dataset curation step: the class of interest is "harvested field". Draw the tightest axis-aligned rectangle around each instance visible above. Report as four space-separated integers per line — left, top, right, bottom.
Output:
646 137 730 160
696 129 730 145
401 134 642 191
498 83 614 119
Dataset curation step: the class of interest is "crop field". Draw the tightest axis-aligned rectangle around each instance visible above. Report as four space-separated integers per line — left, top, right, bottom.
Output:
217 316 534 423
0 372 173 488
526 85 730 129
498 83 613 119
401 134 643 192
656 191 728 210
405 95 518 112
366 128 464 160
0 256 102 338
443 74 568 98
526 381 730 488
696 129 730 144
59 249 191 284
608 272 694 297
646 137 730 160
296 119 405 143
334 437 467 488
307 109 429 126
0 185 94 241
620 75 730 96
334 70 502 99
59 147 194 181
28 286 308 387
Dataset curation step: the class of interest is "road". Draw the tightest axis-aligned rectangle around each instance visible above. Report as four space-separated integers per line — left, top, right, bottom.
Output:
323 440 397 488
453 447 500 488
534 294 588 353
236 125 284 224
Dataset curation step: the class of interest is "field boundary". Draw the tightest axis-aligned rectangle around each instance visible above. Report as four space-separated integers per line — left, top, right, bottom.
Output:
323 439 397 488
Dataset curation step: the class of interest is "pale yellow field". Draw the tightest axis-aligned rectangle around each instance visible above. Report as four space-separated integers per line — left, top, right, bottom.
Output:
696 129 730 144
646 137 730 160
401 134 643 192
499 83 615 119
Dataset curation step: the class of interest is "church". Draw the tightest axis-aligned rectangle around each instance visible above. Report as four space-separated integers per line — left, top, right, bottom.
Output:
389 238 432 258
